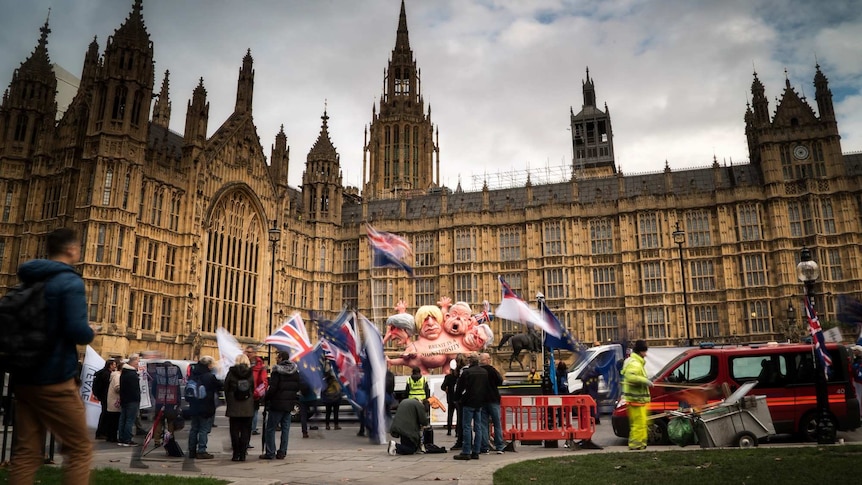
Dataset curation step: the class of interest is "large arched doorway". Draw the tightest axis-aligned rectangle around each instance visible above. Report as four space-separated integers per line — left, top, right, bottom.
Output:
202 189 264 338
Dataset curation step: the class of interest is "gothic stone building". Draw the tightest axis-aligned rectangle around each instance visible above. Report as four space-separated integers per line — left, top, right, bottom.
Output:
2 1 861 364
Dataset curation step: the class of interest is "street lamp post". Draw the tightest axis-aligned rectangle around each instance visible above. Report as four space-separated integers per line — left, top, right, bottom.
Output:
267 220 282 368
672 222 692 346
796 247 835 444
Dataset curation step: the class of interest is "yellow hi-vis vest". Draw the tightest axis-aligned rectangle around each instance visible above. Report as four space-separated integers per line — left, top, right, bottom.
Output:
408 376 426 400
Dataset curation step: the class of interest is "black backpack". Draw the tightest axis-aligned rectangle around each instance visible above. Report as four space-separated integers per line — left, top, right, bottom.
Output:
0 279 51 373
234 378 251 401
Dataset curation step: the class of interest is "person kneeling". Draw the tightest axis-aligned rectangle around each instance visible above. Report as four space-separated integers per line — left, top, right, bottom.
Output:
388 398 429 456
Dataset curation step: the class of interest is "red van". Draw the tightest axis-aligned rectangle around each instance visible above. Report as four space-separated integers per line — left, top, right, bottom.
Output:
611 343 861 443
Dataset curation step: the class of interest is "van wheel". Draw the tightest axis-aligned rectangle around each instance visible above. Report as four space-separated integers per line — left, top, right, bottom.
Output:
799 411 835 442
735 431 758 448
647 420 669 445
800 411 818 442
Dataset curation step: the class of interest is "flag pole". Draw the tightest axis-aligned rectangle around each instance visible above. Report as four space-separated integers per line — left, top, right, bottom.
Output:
537 292 546 379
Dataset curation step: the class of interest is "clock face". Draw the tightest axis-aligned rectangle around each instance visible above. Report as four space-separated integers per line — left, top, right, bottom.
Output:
793 145 809 160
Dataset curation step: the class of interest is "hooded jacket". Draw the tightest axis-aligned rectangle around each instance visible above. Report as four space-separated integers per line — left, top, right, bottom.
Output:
621 353 651 405
265 360 308 413
119 363 142 404
15 259 93 385
224 363 255 418
187 362 221 418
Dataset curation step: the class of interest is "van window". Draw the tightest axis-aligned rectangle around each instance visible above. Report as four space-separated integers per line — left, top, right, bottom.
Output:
730 355 787 388
786 349 845 385
666 355 718 384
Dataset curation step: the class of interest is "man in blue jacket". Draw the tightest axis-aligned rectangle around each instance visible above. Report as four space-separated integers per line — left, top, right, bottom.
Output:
10 228 95 484
187 356 222 459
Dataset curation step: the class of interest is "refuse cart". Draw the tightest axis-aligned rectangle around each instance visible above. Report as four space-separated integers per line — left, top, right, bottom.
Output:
692 381 775 448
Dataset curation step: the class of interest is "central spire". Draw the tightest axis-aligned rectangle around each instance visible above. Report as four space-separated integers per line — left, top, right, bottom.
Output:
396 0 410 53
363 1 438 200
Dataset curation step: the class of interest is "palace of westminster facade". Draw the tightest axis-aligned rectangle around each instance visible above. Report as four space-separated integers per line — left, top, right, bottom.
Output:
2 1 861 363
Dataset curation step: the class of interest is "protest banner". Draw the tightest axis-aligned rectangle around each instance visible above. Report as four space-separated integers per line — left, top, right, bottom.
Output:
79 345 105 429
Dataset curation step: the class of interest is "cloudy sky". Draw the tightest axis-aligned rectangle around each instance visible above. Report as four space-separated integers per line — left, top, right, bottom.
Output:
1 0 860 191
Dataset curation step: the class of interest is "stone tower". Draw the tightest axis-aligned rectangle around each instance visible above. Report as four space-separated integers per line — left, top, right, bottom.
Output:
363 0 438 200
0 15 57 163
302 109 343 223
745 68 845 185
570 67 616 178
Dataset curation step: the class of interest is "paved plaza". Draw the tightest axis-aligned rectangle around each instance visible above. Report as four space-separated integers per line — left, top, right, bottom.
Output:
72 408 862 485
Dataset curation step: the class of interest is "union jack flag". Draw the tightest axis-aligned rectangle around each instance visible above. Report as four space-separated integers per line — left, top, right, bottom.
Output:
804 295 832 379
321 340 361 400
265 314 325 394
316 308 361 363
366 223 414 277
474 300 494 324
265 313 313 357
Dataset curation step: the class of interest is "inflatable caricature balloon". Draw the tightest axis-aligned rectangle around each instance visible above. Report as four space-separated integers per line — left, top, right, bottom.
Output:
383 313 415 349
386 298 497 375
463 323 493 351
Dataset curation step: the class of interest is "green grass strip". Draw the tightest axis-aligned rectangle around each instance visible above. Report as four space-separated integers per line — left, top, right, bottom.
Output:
494 444 862 485
0 467 229 484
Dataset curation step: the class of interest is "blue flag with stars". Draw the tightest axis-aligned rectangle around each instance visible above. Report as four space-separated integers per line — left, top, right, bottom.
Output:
541 303 577 352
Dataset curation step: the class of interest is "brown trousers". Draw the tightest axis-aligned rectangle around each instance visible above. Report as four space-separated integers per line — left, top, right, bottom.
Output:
11 378 92 485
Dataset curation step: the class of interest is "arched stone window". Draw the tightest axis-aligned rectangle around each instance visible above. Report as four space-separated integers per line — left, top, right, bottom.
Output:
202 190 263 337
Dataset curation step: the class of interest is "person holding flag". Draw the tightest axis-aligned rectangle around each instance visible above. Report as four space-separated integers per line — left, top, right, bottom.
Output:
264 313 325 396
260 350 308 460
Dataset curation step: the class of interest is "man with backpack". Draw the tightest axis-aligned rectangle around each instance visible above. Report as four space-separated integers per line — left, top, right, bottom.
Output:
6 228 95 483
186 356 221 459
260 350 308 459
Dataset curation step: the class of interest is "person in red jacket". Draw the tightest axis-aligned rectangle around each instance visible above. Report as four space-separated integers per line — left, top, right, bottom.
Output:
245 346 269 435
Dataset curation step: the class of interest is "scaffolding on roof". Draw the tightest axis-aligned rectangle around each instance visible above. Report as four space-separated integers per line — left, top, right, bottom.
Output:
470 162 571 191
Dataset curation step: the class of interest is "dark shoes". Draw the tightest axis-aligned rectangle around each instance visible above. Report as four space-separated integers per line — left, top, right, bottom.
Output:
334 425 342 430
451 443 462 450
276 451 286 460
251 429 260 435
196 452 214 459
357 431 366 437
471 454 480 460
259 454 274 460
302 432 309 438
453 454 471 460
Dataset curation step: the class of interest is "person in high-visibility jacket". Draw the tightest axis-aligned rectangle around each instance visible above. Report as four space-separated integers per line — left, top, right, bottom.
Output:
406 367 430 401
621 339 653 450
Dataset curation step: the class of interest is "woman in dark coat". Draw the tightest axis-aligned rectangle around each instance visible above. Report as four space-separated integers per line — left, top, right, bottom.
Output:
224 354 256 461
93 360 117 439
